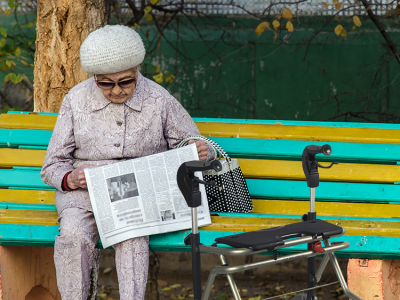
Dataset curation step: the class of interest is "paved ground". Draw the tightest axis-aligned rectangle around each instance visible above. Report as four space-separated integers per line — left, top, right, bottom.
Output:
97 250 349 300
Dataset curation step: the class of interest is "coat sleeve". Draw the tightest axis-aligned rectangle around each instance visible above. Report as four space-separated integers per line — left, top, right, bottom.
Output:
40 95 76 192
163 95 215 160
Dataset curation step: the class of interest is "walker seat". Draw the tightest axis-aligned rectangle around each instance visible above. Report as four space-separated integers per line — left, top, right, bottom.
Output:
214 219 344 251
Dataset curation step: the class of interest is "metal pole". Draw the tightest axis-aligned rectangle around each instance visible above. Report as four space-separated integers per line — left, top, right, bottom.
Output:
191 207 202 300
219 255 241 300
310 187 315 213
308 187 316 300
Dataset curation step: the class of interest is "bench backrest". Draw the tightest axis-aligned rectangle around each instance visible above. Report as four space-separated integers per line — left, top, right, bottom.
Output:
1 112 400 254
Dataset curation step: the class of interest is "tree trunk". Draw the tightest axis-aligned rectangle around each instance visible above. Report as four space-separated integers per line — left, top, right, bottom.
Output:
34 0 111 113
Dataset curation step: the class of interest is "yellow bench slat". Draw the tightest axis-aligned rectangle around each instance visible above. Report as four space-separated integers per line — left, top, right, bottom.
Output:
238 159 400 184
0 149 46 167
196 122 400 144
252 200 400 219
0 114 57 130
1 209 398 237
205 216 400 237
0 209 58 225
3 116 400 145
0 189 55 205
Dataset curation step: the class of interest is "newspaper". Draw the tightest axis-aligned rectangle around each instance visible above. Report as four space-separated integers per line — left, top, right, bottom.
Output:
84 143 211 248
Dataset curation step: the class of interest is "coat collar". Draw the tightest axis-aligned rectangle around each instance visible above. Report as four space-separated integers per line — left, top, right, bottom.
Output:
91 72 144 112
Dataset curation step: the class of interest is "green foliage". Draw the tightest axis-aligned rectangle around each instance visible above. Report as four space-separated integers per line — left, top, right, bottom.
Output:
0 0 36 86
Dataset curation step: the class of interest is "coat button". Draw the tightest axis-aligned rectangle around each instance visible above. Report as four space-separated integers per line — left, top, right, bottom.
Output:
117 121 123 126
114 143 120 147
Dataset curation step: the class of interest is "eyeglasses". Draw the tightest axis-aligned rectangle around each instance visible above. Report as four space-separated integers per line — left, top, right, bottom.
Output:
94 75 137 90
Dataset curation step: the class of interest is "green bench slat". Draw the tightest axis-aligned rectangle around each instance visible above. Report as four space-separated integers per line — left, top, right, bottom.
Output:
0 203 57 211
212 137 400 163
192 117 400 129
0 129 52 147
0 224 398 259
0 169 51 189
1 170 399 204
7 112 58 116
248 179 400 203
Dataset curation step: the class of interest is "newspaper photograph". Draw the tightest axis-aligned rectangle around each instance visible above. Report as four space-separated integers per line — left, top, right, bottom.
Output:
85 143 211 248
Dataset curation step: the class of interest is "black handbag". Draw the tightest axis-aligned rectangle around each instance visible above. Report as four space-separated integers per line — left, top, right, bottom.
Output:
177 136 253 213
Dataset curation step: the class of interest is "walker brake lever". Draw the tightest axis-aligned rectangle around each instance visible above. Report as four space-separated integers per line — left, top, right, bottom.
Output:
314 161 338 169
193 176 218 186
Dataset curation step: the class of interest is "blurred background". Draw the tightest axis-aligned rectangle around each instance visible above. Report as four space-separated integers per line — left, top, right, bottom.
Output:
1 0 400 120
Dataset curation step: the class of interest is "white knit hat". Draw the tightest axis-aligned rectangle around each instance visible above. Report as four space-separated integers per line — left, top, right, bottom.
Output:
80 25 146 75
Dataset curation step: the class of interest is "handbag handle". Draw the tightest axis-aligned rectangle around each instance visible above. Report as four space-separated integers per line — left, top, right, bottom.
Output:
177 136 231 162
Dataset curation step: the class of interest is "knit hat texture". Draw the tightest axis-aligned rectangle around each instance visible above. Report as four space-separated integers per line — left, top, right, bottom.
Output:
80 25 146 75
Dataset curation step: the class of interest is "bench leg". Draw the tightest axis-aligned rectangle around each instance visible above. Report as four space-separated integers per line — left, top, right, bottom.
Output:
0 245 61 300
347 258 400 299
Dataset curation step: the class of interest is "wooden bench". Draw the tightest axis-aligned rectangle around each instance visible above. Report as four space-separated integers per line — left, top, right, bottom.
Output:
1 112 400 299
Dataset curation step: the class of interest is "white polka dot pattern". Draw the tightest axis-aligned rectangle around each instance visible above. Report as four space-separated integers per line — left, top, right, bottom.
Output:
177 136 253 213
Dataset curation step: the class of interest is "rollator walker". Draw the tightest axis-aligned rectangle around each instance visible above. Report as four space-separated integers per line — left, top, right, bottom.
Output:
177 144 362 300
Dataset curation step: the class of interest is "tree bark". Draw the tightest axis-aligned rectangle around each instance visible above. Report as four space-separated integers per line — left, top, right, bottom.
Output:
34 0 111 113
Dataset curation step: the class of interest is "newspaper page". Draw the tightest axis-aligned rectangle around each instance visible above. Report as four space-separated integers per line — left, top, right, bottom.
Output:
85 143 211 248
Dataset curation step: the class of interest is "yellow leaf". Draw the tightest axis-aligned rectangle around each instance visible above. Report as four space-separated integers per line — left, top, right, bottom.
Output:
188 295 194 298
323 2 330 7
177 297 185 300
334 24 344 36
144 6 152 14
150 0 159 4
15 47 20 57
155 65 160 72
21 60 28 65
286 20 294 33
161 287 171 291
255 22 270 37
283 8 293 20
274 33 277 41
0 38 6 47
4 9 11 15
353 15 362 27
169 284 181 289
332 0 338 3
365 6 370 11
335 3 342 9
249 297 261 300
352 25 356 30
278 15 282 19
153 73 163 83
166 75 175 83
145 14 153 21
1 63 7 71
341 28 347 40
273 20 280 30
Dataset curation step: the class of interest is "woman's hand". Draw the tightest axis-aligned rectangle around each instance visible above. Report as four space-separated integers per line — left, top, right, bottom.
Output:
66 164 96 189
188 140 208 161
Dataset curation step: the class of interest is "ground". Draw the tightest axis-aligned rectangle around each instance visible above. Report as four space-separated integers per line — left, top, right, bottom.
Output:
97 250 349 300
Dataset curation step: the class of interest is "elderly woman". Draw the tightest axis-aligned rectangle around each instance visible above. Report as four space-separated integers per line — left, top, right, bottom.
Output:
41 25 212 300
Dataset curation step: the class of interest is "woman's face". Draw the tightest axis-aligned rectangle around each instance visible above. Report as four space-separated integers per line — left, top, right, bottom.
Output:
95 68 138 104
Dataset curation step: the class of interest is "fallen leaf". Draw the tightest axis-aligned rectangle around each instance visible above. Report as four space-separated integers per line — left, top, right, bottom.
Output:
170 294 177 300
162 287 172 291
188 294 194 298
249 297 261 300
157 279 168 287
103 267 112 274
170 284 181 289
182 287 192 292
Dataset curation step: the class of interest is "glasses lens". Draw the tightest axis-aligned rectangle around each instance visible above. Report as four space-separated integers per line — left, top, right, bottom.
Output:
118 78 136 88
96 81 115 89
